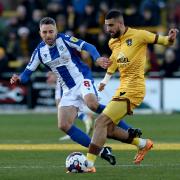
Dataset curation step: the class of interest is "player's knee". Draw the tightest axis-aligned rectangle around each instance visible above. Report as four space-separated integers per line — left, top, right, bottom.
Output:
84 94 99 112
94 114 111 129
58 120 71 132
87 101 99 112
58 123 66 132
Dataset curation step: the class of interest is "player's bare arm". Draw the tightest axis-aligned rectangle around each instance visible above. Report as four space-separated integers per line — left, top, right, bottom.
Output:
98 72 112 91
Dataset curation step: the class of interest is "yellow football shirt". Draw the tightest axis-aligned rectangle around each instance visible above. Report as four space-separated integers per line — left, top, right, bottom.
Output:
107 27 172 107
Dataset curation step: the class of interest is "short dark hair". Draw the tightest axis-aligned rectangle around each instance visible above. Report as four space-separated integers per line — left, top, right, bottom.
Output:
105 10 123 20
39 17 56 26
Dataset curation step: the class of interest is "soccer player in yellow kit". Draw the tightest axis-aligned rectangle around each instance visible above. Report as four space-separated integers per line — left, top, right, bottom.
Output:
86 10 178 172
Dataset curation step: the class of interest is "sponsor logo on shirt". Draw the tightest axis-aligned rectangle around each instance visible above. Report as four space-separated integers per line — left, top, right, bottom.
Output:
117 52 130 67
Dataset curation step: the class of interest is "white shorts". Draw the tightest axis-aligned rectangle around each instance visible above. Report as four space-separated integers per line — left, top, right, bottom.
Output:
59 79 98 112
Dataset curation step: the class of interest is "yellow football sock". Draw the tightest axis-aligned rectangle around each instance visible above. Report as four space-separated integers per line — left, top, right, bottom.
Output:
131 137 140 146
87 153 97 166
131 138 147 149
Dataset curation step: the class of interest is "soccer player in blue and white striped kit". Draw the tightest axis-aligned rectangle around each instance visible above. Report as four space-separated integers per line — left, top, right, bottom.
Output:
10 17 141 165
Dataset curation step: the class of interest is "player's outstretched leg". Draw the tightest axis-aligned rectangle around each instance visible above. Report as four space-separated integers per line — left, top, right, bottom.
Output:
59 112 93 141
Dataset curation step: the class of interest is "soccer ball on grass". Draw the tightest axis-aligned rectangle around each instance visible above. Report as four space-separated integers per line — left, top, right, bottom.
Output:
65 152 88 173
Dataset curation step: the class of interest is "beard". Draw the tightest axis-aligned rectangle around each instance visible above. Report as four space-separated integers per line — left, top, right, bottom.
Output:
111 30 121 38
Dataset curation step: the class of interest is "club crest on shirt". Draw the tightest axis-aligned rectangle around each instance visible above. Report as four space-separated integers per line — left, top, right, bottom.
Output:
126 39 132 46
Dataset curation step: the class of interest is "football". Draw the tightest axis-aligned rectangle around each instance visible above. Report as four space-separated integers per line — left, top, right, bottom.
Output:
65 152 88 173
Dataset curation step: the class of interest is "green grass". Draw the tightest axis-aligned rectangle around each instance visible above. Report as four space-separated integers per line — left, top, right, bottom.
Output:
0 113 180 180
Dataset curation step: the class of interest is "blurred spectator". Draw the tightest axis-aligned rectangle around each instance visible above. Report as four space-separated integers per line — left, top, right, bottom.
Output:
72 0 90 15
168 1 180 27
76 24 93 43
98 1 109 26
19 0 33 22
51 0 69 10
83 3 98 28
5 30 20 60
20 0 44 13
66 4 78 31
161 48 179 77
17 26 32 71
96 31 110 56
16 5 29 27
46 1 64 19
56 14 67 33
18 26 30 55
0 47 8 76
124 3 142 27
140 0 161 26
111 0 141 9
141 8 155 26
6 17 19 35
28 9 43 49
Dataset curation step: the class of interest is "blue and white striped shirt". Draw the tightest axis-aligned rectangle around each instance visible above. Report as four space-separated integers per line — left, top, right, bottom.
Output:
20 33 100 93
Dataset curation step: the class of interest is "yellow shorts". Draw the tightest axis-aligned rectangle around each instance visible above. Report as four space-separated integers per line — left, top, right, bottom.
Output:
103 98 135 125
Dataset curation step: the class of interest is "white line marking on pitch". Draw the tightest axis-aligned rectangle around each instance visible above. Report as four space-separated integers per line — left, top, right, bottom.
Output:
0 163 180 169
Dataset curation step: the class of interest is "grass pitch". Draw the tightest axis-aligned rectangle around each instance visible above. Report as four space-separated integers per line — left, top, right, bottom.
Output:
0 113 180 180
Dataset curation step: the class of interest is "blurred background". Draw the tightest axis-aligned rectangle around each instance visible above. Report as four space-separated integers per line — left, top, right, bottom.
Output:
0 0 180 113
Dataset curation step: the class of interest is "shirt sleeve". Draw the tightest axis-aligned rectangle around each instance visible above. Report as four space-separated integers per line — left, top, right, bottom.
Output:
138 30 157 44
20 48 40 83
138 30 173 46
61 34 85 52
60 33 100 61
26 48 41 71
81 42 100 61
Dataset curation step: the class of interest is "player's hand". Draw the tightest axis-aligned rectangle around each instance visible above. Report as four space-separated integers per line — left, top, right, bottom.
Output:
168 28 179 42
96 57 112 69
46 71 56 84
10 74 20 85
98 82 106 91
